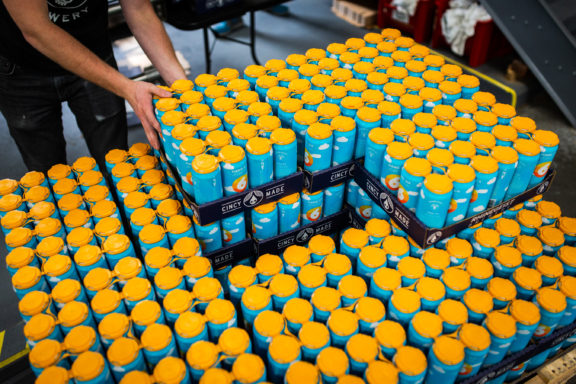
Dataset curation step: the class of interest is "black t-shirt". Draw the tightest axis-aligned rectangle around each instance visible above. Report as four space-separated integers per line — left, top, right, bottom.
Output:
0 0 111 75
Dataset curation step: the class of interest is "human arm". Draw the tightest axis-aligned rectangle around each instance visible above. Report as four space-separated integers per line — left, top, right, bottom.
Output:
2 0 172 149
120 0 187 86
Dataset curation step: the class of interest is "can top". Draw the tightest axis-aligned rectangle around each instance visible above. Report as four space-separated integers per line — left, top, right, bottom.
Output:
306 123 332 140
536 201 561 220
190 153 219 175
73 351 109 382
485 312 517 339
323 253 352 276
206 130 232 150
241 285 271 310
139 223 167 245
470 132 496 152
170 78 194 93
36 236 66 259
130 208 155 228
91 288 122 315
559 246 576 267
58 301 89 327
286 52 307 66
283 297 314 324
412 311 443 339
121 371 155 384
539 226 565 247
179 138 205 159
327 308 359 337
232 354 266 384
516 235 543 256
375 102 399 118
153 357 188 384
308 234 336 256
390 288 421 314
490 102 516 119
391 50 411 64
297 322 329 354
416 276 446 301
365 219 391 239
107 337 140 367
421 248 449 270
98 312 129 340
405 158 433 180
511 118 537 137
192 277 221 301
394 346 427 376
155 97 180 113
6 226 34 248
19 290 49 316
83 185 109 205
433 336 465 366
422 173 453 196
0 178 18 195
229 265 256 288
196 116 223 134
488 277 517 302
212 97 236 114
23 186 50 208
381 27 401 40
43 254 72 277
495 219 521 239
439 63 461 77
186 340 220 370
422 70 445 87
458 323 491 353
91 200 118 219
398 257 426 279
269 334 301 364
280 96 304 114
361 90 384 105
47 164 72 181
446 163 475 184
469 155 498 175
174 310 205 338
405 60 427 74
127 142 150 159
123 277 153 302
298 64 320 79
426 148 454 170
463 288 494 314
446 237 473 260
243 64 266 78
141 323 173 352
365 72 388 88
312 73 335 89
466 257 493 282
36 366 69 384
433 105 457 121
253 310 284 339
535 255 564 278
161 110 187 127
254 253 283 276
513 266 542 290
338 275 367 299
163 289 192 315
95 216 122 238
29 339 62 369
310 287 340 313
354 298 384 327
456 73 480 88
298 264 327 288
204 85 228 100
232 123 257 142
367 128 393 147
205 299 235 325
346 334 379 364
439 81 461 96
437 299 468 325
20 170 45 188
341 228 368 249
493 246 522 269
327 42 348 55
444 267 472 292
149 183 173 202
355 107 381 125
217 327 249 357
265 58 287 73
374 320 406 350
406 133 433 154
179 90 203 105
491 146 519 165
285 361 319 384
283 245 311 267
275 70 298 84
236 90 259 106
116 177 140 195
559 276 576 300
383 81 406 96
269 273 298 297
154 266 183 290
246 137 272 156
227 78 250 93
492 125 518 142
432 124 458 143
514 138 541 157
419 87 442 103
182 255 211 278
185 103 211 118
1 208 27 230
510 299 541 326
385 141 412 162
302 89 325 105
57 194 85 215
24 313 56 341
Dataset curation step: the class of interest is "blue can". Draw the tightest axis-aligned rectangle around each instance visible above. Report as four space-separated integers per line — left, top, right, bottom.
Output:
71 352 113 384
252 310 284 357
241 286 273 328
458 75 480 99
246 137 274 187
355 107 382 158
331 116 357 166
205 299 238 342
267 335 302 382
394 346 428 384
407 312 442 353
364 128 394 177
252 202 278 240
193 218 223 254
58 301 97 334
270 128 298 179
398 158 432 213
327 308 359 348
399 94 424 120
458 323 491 380
532 287 566 340
276 193 301 233
490 147 519 206
218 145 249 197
5 227 37 254
301 189 324 225
381 142 413 194
141 324 179 367
355 187 374 221
221 213 246 245
509 300 541 353
278 97 303 128
415 174 453 229
482 312 517 366
346 180 359 208
505 139 541 199
426 336 465 384
416 277 446 313
467 156 499 216
108 338 147 382
387 289 421 327
323 183 345 217
269 273 301 313
191 154 223 205
304 123 333 173
12 266 50 300
529 130 558 188
445 164 476 224
174 312 209 354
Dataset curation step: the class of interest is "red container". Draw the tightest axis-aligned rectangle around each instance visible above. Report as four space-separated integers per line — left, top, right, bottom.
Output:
430 0 512 67
377 0 436 43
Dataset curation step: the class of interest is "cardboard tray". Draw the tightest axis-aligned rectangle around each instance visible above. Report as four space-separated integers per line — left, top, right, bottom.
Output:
353 161 556 248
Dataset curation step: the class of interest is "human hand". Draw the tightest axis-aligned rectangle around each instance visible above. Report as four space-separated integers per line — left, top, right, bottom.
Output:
123 80 172 150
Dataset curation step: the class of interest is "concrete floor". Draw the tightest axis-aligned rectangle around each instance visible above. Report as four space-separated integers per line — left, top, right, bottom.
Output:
0 0 574 378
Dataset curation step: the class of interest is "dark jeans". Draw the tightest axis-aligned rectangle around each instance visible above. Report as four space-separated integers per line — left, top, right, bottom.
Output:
0 54 128 173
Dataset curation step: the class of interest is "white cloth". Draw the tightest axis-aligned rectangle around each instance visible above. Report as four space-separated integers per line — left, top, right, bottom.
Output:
441 0 492 55
391 0 419 17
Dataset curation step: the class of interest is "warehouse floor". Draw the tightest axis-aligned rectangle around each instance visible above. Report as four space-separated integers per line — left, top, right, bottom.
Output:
0 0 574 380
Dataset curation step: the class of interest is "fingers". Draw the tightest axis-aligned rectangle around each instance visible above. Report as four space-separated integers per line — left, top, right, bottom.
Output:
142 121 160 150
150 83 173 99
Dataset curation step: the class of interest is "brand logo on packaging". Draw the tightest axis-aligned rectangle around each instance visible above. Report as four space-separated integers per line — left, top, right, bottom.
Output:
537 181 549 195
379 193 394 214
296 228 314 243
426 231 443 245
243 190 264 207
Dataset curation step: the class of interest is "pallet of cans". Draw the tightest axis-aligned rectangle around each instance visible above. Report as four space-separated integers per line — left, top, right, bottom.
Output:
1 27 576 384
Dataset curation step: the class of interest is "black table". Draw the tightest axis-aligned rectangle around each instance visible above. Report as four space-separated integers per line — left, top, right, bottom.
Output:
161 0 289 73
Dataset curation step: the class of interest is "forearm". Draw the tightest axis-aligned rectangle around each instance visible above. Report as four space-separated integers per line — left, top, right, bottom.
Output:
122 0 186 85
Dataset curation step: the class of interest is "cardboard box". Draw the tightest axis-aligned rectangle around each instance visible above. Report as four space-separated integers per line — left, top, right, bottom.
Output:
332 0 377 28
